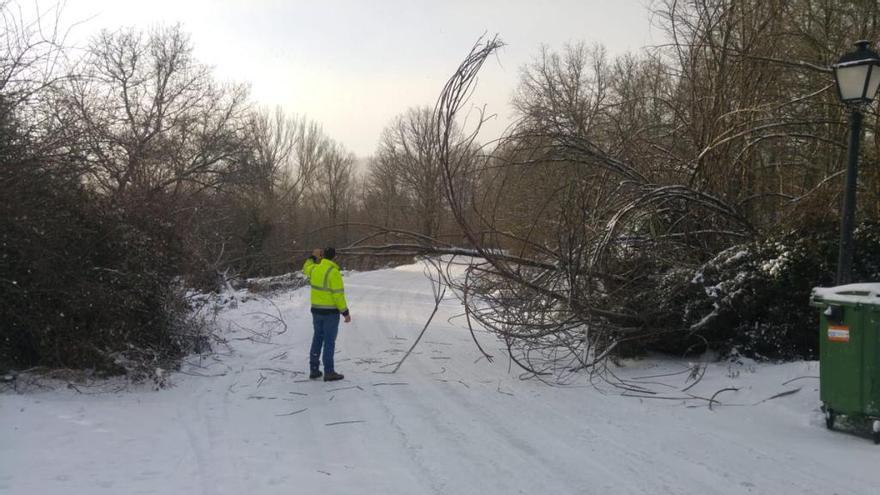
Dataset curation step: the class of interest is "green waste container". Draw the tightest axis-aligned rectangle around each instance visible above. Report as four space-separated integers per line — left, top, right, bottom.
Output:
810 283 880 443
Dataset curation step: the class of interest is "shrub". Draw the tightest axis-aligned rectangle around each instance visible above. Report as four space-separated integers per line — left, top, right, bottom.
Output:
646 222 880 360
0 167 194 376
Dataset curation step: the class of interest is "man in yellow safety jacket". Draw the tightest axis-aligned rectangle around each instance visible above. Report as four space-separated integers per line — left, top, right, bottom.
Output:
303 247 351 381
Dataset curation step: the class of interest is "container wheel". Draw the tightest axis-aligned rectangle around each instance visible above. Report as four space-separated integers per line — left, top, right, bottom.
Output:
825 409 836 430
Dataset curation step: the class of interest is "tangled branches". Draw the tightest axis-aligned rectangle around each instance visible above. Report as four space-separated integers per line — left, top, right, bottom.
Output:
425 36 754 383
336 33 794 384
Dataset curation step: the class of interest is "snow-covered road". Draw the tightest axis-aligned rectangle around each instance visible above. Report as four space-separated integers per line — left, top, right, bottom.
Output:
2 263 879 494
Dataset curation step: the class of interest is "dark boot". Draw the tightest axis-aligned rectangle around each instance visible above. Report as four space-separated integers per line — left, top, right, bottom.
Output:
323 371 344 382
309 370 323 380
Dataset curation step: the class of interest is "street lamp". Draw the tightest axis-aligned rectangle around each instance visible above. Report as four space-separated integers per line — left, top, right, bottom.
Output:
832 40 880 285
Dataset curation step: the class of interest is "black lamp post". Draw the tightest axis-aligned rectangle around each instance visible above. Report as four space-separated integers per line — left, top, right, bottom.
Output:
832 41 880 285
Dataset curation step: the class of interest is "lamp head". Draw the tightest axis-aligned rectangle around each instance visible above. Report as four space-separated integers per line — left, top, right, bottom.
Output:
833 40 880 106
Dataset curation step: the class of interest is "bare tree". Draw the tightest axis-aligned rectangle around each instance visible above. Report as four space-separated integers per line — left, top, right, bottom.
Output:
57 24 249 202
308 141 355 245
374 107 447 238
362 154 408 235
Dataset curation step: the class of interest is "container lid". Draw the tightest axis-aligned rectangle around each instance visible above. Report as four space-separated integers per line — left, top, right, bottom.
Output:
811 283 880 306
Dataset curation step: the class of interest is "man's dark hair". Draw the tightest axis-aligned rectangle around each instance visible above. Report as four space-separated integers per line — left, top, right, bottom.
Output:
323 247 336 260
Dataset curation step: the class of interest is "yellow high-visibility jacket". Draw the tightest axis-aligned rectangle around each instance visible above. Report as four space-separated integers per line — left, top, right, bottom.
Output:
303 258 349 315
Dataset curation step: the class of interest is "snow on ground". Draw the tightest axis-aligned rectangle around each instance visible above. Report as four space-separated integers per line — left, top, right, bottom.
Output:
2 262 879 494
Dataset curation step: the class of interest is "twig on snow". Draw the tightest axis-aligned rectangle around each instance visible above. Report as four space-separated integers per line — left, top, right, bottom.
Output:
781 376 819 386
256 367 302 376
276 408 308 417
753 387 801 405
327 385 363 392
708 387 740 411
622 393 694 400
178 370 228 378
680 364 707 392
496 380 513 396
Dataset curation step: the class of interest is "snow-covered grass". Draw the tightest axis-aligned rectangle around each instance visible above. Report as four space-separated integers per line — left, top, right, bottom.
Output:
2 262 878 494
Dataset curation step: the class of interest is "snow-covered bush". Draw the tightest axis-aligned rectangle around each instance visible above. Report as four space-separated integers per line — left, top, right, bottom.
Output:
650 222 880 360
0 177 194 376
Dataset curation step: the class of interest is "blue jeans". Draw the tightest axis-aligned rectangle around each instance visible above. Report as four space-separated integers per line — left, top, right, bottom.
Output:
310 312 340 373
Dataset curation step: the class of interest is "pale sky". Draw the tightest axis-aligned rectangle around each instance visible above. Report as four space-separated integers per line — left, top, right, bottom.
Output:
58 0 658 157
